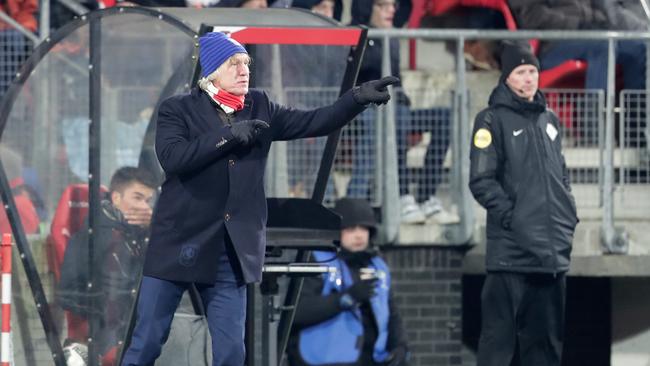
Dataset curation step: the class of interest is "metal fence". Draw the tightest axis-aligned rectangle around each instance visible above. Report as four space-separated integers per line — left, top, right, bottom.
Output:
0 29 34 102
269 87 454 212
618 90 650 218
266 30 650 247
4 25 649 246
544 89 605 213
366 28 650 250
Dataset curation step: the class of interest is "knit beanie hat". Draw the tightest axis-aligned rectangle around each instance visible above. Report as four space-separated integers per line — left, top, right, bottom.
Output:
499 42 540 81
333 198 377 237
199 32 248 78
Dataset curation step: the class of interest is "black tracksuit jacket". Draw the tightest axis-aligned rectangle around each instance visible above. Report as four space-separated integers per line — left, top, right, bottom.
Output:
469 83 579 274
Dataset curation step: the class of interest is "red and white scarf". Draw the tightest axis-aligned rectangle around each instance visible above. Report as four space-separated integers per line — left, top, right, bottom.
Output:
205 82 245 114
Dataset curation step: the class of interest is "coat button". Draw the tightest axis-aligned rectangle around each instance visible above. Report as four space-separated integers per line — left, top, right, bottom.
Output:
225 213 231 221
229 159 235 166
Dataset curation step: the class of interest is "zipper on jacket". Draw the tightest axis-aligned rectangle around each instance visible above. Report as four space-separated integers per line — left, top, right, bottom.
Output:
534 113 559 273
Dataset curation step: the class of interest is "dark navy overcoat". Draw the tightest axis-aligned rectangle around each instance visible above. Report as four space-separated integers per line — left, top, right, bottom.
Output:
143 88 365 284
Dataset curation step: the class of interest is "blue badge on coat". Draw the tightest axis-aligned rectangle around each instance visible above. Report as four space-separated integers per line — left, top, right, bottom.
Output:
179 245 198 267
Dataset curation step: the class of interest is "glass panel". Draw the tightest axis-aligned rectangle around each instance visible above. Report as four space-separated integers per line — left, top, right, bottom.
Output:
0 12 193 364
252 43 349 203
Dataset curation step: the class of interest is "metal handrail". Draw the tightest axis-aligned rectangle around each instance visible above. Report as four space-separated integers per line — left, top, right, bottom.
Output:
364 28 642 250
368 28 650 40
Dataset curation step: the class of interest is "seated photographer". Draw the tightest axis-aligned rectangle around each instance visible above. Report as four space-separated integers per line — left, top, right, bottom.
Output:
287 198 408 366
57 167 156 365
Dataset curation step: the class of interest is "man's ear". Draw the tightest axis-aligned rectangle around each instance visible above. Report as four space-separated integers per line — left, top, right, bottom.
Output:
111 191 121 206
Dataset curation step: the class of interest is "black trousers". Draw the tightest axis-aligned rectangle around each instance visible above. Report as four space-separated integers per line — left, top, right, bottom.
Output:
477 272 566 366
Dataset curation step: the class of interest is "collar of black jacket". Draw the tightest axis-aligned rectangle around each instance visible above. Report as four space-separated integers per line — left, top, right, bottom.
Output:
488 82 546 114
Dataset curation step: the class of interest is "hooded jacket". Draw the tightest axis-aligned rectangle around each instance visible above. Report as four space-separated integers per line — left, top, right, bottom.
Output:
58 198 148 353
469 82 578 274
287 249 407 366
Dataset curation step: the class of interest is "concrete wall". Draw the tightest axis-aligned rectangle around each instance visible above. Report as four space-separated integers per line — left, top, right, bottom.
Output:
611 278 650 366
383 246 465 366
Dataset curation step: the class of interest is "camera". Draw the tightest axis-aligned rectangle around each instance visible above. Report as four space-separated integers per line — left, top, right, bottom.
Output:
359 267 378 280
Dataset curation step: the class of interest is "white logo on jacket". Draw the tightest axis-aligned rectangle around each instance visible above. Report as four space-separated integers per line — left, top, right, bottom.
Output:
546 123 558 141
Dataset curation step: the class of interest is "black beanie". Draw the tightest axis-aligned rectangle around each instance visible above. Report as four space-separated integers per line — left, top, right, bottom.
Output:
499 42 540 81
332 198 377 237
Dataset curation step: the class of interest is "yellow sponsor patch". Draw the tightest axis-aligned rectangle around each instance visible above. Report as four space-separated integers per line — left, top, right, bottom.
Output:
473 128 492 149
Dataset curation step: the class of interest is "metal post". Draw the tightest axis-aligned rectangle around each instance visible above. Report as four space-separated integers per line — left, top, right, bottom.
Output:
448 36 474 244
261 296 277 366
1 234 13 366
381 34 399 244
601 38 627 253
88 17 102 366
38 0 49 42
312 28 368 203
266 44 289 197
598 90 605 208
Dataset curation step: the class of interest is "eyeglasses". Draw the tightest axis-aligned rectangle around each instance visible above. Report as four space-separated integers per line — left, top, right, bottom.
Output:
374 1 398 9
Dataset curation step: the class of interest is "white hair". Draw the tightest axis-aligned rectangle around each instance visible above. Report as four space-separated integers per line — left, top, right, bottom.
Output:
197 53 251 92
197 67 221 92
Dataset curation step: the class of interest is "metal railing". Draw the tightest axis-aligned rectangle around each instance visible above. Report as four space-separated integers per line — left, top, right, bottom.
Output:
364 28 650 249
4 24 649 248
260 29 650 249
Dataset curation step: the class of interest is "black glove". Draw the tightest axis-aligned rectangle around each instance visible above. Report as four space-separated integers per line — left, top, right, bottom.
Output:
384 346 408 366
230 119 270 145
345 278 377 303
353 76 400 106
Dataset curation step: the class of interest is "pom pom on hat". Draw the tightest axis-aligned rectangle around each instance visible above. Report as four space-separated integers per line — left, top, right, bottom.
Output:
199 32 248 78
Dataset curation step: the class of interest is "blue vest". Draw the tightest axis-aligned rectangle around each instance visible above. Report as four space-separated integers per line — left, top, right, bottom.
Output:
298 251 391 365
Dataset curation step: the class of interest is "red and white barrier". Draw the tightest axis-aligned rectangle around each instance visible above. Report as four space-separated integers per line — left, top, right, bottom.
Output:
0 233 12 366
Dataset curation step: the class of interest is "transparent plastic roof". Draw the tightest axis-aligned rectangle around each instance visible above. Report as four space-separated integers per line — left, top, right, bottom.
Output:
160 7 339 30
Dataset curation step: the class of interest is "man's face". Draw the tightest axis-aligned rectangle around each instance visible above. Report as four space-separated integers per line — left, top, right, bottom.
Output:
213 53 251 96
340 225 370 252
241 0 267 8
506 64 539 101
111 182 155 227
370 0 396 28
312 0 335 18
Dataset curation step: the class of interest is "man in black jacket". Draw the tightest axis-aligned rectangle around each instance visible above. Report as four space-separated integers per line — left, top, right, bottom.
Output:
469 43 579 366
287 198 408 366
120 32 398 366
58 167 156 364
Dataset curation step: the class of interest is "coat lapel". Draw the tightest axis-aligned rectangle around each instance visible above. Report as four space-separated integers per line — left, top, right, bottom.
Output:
192 88 224 131
232 94 253 123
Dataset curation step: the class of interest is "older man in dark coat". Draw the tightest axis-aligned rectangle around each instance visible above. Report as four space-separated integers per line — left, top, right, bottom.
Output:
121 32 398 366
